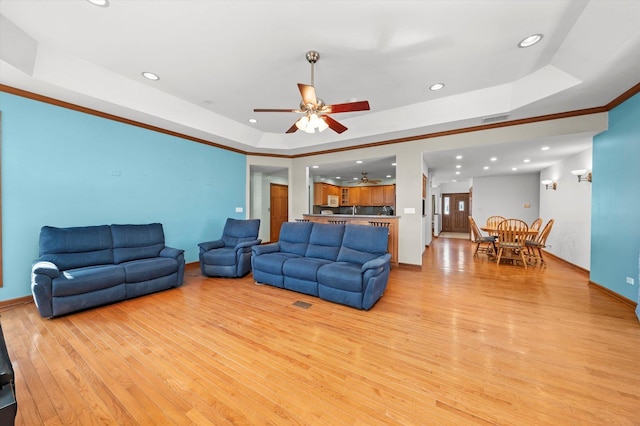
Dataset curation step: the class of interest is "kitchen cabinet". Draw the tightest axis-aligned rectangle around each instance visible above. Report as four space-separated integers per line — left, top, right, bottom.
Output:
314 183 340 205
371 186 384 205
359 187 372 206
383 185 396 205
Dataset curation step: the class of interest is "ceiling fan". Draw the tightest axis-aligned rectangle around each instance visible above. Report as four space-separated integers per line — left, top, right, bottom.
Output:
253 51 370 134
351 172 382 185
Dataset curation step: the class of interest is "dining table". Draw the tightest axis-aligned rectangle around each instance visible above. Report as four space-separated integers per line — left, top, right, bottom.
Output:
480 224 539 266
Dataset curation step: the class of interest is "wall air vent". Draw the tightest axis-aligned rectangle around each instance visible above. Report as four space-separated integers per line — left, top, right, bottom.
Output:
481 114 510 124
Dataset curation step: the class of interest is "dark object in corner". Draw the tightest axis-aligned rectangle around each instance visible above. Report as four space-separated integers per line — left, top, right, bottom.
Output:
0 321 17 426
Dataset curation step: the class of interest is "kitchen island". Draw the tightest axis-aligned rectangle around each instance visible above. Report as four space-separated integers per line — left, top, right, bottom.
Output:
302 214 399 266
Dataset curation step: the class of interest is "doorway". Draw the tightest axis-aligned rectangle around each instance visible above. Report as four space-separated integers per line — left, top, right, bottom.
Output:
270 183 288 243
441 193 470 233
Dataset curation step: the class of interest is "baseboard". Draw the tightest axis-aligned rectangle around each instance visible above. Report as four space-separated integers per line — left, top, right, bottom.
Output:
588 280 637 308
0 295 34 312
542 250 589 274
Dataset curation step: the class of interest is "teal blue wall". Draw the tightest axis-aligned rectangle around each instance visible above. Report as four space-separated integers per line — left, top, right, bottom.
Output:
0 92 247 301
591 92 640 301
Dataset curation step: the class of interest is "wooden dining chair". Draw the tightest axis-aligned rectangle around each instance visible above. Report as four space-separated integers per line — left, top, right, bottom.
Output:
496 219 529 268
468 216 496 256
526 219 554 265
485 216 506 237
526 217 543 243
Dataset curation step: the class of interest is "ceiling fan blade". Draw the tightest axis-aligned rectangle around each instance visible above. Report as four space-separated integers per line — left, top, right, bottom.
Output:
298 83 317 106
285 122 299 134
322 115 348 134
325 100 370 114
254 108 300 113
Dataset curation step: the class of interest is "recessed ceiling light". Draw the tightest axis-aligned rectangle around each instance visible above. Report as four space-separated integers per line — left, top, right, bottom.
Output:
523 159 530 163
541 146 550 151
483 166 489 170
456 155 462 159
353 177 359 180
386 175 392 178
429 83 445 91
490 157 497 162
335 176 341 179
356 160 363 164
142 71 159 81
391 162 397 166
452 180 457 183
456 165 461 169
455 171 460 175
518 33 543 48
512 167 518 171
86 0 109 7
248 118 257 124
312 165 319 169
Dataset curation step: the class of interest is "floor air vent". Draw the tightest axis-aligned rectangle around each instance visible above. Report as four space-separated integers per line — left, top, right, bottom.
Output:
292 300 312 309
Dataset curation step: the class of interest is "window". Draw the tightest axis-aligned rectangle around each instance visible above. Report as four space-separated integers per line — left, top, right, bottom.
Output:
444 196 450 215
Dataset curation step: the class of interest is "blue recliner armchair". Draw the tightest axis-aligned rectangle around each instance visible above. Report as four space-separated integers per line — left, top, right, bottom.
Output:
199 218 261 277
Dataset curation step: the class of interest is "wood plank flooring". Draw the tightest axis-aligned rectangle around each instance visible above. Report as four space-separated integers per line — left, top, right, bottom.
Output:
2 237 639 425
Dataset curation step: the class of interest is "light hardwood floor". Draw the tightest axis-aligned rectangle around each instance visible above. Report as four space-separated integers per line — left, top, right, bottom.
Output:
2 237 639 425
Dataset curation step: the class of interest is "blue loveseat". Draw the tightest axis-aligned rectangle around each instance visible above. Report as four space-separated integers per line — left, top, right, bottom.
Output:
251 222 391 310
31 223 185 318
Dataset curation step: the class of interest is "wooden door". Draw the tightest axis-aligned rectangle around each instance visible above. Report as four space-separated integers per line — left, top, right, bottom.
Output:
270 183 288 243
441 193 470 233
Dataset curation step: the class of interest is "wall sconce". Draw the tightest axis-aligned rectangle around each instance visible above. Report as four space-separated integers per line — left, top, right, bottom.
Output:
541 179 557 190
571 169 592 183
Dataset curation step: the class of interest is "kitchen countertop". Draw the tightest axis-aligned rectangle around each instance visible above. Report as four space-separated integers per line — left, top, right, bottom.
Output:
303 214 400 218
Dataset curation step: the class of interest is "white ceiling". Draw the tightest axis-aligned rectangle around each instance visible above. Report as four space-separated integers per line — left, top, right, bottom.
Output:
2 0 639 185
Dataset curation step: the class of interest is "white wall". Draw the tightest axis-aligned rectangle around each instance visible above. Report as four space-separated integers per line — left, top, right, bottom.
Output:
540 147 592 269
251 113 607 266
472 174 541 226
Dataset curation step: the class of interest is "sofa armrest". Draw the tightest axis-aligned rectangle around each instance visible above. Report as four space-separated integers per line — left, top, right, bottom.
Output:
361 254 391 272
160 246 185 259
32 261 60 278
198 240 225 252
236 239 262 252
252 243 280 256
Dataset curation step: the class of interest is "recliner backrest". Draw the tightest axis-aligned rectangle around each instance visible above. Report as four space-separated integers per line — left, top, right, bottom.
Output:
278 222 314 255
220 218 260 247
39 225 114 271
305 223 345 261
337 224 388 265
111 223 165 264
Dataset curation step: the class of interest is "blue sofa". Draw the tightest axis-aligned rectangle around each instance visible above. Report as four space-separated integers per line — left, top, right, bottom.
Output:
31 223 185 318
251 222 391 310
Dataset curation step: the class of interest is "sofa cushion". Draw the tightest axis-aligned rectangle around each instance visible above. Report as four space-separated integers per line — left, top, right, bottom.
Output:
51 264 125 297
317 262 364 292
121 257 178 283
111 223 165 264
283 257 333 282
336 224 388 265
253 252 301 275
39 225 114 271
278 222 314 255
305 223 345 261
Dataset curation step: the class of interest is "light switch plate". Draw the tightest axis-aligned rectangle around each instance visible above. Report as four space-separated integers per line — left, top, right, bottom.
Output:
235 207 243 213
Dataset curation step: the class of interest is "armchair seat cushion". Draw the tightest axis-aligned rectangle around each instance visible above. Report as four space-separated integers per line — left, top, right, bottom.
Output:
283 257 332 282
122 257 179 283
317 262 363 292
52 264 125 297
201 247 237 266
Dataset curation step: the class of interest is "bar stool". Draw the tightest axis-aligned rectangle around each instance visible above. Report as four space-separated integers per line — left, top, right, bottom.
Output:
294 219 310 222
368 221 390 228
327 220 346 224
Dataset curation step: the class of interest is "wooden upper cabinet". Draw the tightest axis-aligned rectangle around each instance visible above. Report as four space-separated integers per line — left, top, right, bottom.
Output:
383 185 396 205
349 187 360 205
314 183 341 205
359 187 372 206
371 186 384 205
329 185 340 197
